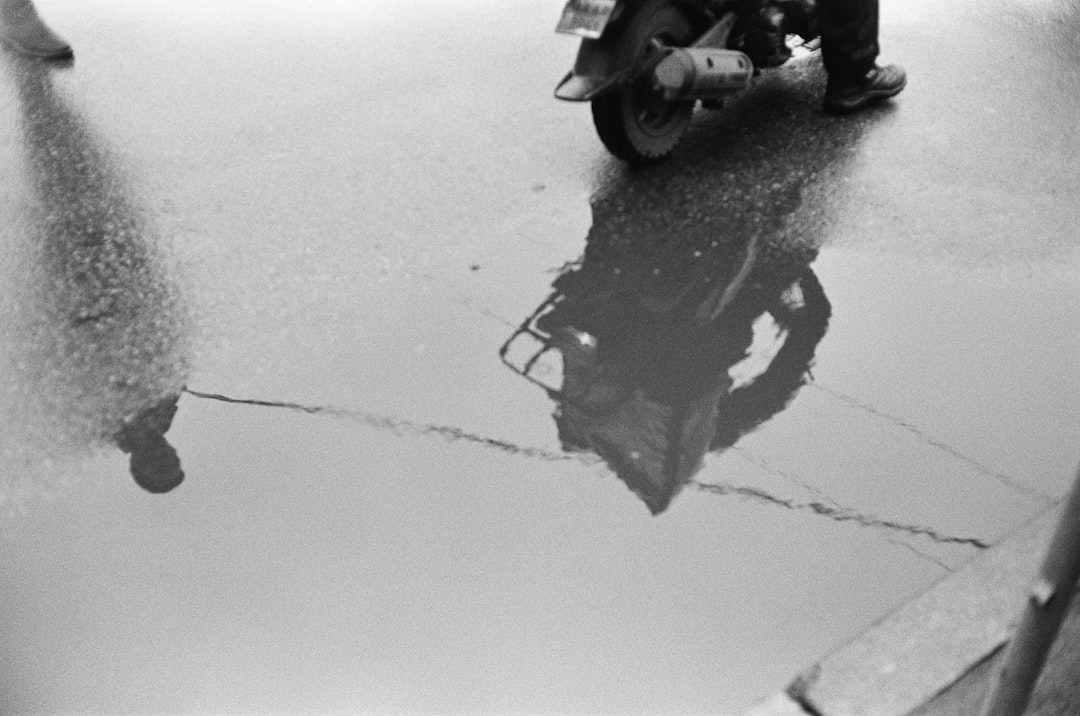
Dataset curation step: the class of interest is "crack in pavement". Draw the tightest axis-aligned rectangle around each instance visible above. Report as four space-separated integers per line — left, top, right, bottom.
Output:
886 535 956 572
692 481 990 549
733 446 844 508
184 387 991 550
419 272 519 329
730 447 975 563
811 383 1053 504
183 388 578 463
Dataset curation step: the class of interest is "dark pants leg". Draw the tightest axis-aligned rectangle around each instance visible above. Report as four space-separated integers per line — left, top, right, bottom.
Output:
816 0 879 82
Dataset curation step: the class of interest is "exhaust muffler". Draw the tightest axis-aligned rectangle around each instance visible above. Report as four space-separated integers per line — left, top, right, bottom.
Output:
652 48 753 101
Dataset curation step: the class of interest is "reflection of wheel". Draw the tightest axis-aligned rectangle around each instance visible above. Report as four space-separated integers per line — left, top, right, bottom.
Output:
591 1 697 164
711 269 831 450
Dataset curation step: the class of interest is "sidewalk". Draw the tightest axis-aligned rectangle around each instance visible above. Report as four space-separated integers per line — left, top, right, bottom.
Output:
745 503 1080 716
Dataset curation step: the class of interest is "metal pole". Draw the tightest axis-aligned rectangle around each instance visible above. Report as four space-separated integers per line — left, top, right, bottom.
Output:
980 463 1080 716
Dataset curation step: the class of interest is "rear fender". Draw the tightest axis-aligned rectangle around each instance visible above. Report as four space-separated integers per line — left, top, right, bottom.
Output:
554 37 625 101
554 0 716 101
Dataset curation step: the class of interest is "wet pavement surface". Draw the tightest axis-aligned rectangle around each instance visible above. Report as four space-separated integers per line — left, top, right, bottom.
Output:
1 0 1078 713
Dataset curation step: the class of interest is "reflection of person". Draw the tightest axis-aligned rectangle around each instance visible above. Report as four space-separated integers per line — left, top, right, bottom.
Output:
116 394 185 494
818 0 906 113
0 0 72 60
6 52 190 496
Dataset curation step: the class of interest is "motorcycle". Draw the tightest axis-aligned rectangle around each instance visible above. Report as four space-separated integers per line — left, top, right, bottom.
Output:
554 0 819 163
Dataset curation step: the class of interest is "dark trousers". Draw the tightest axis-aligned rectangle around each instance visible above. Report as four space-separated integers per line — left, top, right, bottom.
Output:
816 0 879 81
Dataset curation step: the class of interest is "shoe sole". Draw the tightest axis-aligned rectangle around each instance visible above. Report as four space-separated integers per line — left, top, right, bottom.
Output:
0 34 73 61
824 77 907 114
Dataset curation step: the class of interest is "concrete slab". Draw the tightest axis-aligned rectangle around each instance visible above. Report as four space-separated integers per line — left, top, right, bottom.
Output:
746 506 1061 716
913 589 1080 715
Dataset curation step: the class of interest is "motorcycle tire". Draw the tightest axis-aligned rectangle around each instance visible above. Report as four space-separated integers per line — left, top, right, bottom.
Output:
590 1 697 165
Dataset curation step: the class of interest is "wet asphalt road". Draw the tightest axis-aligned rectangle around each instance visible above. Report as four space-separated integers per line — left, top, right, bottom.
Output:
1 0 1079 713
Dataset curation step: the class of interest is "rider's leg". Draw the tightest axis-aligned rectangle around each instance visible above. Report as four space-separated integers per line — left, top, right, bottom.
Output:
818 0 879 80
0 0 73 60
816 0 904 113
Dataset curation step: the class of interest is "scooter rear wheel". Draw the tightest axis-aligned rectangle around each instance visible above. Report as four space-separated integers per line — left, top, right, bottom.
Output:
590 2 696 165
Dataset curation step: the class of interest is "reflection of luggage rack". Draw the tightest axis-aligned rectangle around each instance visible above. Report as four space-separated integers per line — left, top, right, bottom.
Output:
498 294 564 395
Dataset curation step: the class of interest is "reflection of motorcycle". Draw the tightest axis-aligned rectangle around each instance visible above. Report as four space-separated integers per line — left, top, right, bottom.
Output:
509 39 884 513
500 214 830 515
554 0 818 163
